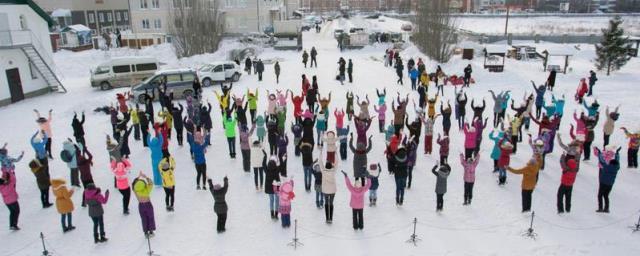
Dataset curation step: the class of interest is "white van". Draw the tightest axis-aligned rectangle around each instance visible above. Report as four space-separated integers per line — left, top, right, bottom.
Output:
90 56 159 90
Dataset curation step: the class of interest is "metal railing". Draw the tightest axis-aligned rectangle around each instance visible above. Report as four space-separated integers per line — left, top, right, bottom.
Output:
0 29 62 80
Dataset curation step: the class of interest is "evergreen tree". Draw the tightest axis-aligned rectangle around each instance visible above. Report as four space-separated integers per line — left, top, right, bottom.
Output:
595 16 631 76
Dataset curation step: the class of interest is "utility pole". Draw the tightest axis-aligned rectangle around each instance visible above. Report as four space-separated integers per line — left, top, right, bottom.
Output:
256 0 260 33
504 5 509 36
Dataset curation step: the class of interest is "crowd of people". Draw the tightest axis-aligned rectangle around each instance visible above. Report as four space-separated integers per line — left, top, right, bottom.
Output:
0 46 638 248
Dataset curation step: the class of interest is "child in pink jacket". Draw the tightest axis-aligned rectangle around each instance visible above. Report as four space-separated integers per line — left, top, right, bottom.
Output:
460 153 480 205
111 159 131 215
463 124 477 160
373 103 387 133
275 179 294 228
342 170 371 230
334 109 345 129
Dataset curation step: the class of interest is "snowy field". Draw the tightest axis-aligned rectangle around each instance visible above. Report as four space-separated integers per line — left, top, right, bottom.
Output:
456 15 640 35
1 17 640 255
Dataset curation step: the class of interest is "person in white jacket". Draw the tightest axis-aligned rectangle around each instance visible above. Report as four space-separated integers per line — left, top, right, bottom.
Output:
317 145 337 224
250 141 267 191
322 131 339 164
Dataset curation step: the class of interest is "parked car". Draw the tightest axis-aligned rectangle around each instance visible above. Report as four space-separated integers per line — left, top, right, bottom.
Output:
90 56 159 90
401 23 413 32
130 69 197 103
349 27 365 33
333 29 344 39
198 61 242 87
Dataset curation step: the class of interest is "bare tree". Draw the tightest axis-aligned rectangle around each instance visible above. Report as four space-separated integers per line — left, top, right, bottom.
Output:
170 0 224 58
413 0 458 63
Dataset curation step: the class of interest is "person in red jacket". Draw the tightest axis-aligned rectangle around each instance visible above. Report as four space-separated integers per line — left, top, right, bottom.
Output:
497 139 513 185
557 155 578 214
301 75 310 97
291 93 304 124
575 78 589 104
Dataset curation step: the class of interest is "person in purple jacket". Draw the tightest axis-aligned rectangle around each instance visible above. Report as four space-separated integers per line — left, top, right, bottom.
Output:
84 183 109 243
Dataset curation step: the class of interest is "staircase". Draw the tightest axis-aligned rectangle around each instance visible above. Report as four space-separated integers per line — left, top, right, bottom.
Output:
20 45 66 93
0 29 67 93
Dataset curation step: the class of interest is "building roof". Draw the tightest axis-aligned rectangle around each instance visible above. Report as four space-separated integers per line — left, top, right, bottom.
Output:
62 24 91 32
51 8 71 17
0 0 55 27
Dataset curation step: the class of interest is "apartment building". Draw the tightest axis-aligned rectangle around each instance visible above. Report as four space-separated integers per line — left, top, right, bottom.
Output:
222 0 299 34
128 0 170 34
33 0 130 33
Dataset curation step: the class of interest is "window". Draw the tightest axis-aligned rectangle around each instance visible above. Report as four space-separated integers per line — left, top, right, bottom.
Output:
123 11 129 21
136 63 158 71
142 19 150 29
213 65 223 72
94 66 111 75
113 65 131 73
154 19 162 29
165 74 181 83
172 0 181 8
182 73 195 81
88 13 95 23
107 13 112 22
98 13 104 22
224 64 234 70
184 0 192 8
140 0 148 9
116 12 121 21
29 62 38 79
152 0 160 8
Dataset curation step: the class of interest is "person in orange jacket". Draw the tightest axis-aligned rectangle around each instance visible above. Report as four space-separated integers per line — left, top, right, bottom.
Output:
507 155 542 212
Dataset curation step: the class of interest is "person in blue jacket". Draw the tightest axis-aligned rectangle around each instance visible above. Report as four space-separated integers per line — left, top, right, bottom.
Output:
552 94 566 118
31 131 48 163
595 146 621 213
531 81 546 119
409 67 420 91
192 135 207 190
583 99 600 117
147 129 164 186
489 129 505 172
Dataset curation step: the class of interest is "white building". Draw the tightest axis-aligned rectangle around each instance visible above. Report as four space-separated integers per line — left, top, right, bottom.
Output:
0 0 64 106
222 0 299 34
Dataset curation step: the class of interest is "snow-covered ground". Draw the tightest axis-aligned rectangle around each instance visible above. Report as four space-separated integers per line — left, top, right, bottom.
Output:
2 17 640 256
456 15 640 35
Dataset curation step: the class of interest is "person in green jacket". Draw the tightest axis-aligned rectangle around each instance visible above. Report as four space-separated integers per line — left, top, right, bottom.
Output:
132 172 156 237
277 107 287 135
247 89 258 123
223 113 238 158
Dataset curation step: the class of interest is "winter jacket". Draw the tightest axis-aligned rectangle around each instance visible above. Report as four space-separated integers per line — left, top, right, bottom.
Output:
498 141 513 168
463 125 477 149
597 150 620 186
209 178 229 214
334 110 345 129
323 132 339 153
250 143 266 168
111 159 131 190
85 188 109 217
264 161 281 194
432 164 451 194
603 107 619 136
374 104 386 121
159 157 176 188
61 141 78 169
460 154 480 183
239 125 256 150
507 157 542 190
192 141 207 165
76 146 94 183
223 115 237 138
409 68 420 80
29 159 50 190
276 180 294 214
132 177 153 202
559 156 578 186
0 171 18 204
247 90 258 110
30 132 48 159
319 158 337 194
532 84 546 107
489 131 504 160
350 137 373 178
36 112 53 137
552 95 565 116
72 113 85 137
51 179 74 214
345 176 371 209
437 136 450 156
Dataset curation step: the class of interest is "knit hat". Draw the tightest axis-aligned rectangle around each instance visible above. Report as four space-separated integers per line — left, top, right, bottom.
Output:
534 139 544 146
605 144 617 152
567 159 577 170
